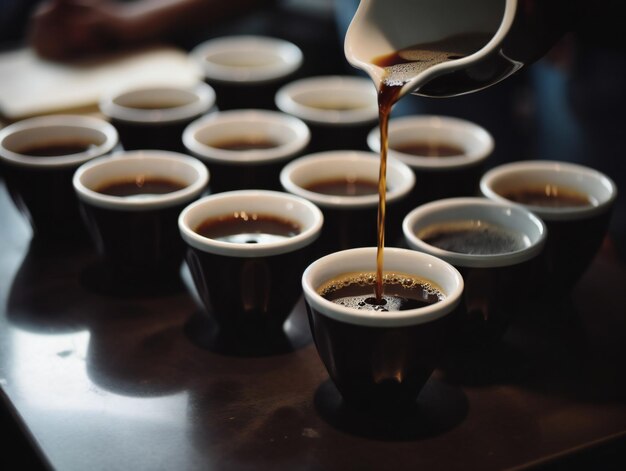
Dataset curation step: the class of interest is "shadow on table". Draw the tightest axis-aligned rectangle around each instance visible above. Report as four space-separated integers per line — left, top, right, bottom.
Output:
313 377 468 442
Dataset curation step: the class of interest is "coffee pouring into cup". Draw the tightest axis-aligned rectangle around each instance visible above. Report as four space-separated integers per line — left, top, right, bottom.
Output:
344 0 569 99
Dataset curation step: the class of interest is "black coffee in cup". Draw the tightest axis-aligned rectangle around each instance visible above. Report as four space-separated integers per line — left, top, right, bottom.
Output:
391 141 464 157
318 272 443 311
194 212 301 243
95 177 187 196
16 140 99 157
499 184 593 208
304 177 379 196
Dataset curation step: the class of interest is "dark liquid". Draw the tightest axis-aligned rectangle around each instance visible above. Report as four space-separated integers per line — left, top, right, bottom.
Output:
304 177 379 196
392 141 464 157
123 102 187 110
96 177 186 196
195 212 301 243
500 185 593 208
318 272 442 312
304 101 368 111
371 33 489 301
418 220 529 255
17 141 97 156
207 138 280 151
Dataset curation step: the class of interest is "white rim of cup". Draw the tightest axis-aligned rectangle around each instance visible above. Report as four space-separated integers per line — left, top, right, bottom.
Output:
182 109 311 165
178 189 324 257
73 150 209 211
367 115 494 170
279 150 415 208
479 160 618 221
301 247 464 328
402 197 547 268
0 114 119 168
99 82 216 124
275 75 379 126
190 35 303 84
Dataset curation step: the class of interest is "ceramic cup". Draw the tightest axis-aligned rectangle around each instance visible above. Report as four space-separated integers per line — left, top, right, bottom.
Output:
183 109 310 193
99 82 216 153
280 150 415 253
403 197 546 347
73 150 209 285
275 75 379 152
368 115 494 206
302 246 463 410
190 35 303 110
0 114 119 242
480 160 617 295
179 190 323 353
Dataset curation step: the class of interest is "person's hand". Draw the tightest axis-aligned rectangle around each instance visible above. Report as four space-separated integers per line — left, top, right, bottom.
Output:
28 0 130 60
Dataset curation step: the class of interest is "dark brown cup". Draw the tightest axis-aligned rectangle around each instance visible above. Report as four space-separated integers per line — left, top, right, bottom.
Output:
280 150 415 254
275 75 379 152
99 83 216 153
302 247 464 410
73 150 209 284
0 114 119 242
182 109 310 193
403 197 547 347
367 115 494 207
178 190 323 351
190 35 303 111
480 160 617 295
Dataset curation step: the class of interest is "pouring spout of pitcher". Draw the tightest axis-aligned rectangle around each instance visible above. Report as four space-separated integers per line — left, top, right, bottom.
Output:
344 0 520 98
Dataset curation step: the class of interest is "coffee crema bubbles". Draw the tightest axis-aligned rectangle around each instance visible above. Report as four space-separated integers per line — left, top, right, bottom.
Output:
317 272 444 312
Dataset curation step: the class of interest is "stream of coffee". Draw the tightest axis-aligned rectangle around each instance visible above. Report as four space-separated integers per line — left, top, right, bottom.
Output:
372 33 490 302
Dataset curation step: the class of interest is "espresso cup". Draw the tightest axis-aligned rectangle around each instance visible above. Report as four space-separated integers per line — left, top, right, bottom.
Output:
275 75 379 152
0 114 119 241
403 197 546 347
480 160 617 295
280 150 415 253
178 190 323 350
302 247 463 410
367 115 494 206
99 82 216 153
190 35 303 110
182 109 310 193
73 150 209 284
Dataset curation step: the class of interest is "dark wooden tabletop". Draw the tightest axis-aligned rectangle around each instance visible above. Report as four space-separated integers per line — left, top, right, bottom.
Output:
1 177 626 471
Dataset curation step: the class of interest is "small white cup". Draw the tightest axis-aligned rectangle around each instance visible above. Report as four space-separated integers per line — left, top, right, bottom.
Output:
403 197 546 344
190 35 304 110
73 150 209 282
178 190 323 351
368 114 494 205
275 75 379 152
302 246 463 408
0 114 119 240
99 82 216 152
280 150 414 252
480 160 617 293
183 109 310 193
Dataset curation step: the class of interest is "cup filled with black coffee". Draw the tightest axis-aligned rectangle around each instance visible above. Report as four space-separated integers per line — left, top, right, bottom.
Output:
403 197 546 347
0 114 119 242
367 115 493 206
190 35 303 110
275 75 379 152
280 150 414 253
480 160 617 295
302 246 463 410
182 109 310 193
73 150 209 286
99 82 216 153
178 190 323 353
